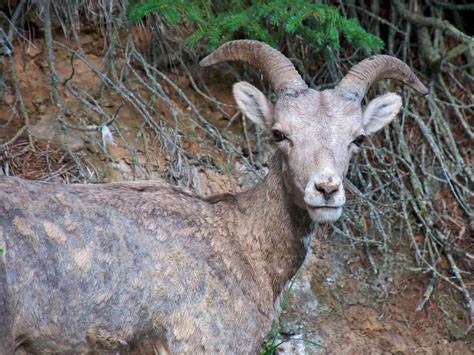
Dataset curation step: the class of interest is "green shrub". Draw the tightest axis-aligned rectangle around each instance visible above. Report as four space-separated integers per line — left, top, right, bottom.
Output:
127 0 384 52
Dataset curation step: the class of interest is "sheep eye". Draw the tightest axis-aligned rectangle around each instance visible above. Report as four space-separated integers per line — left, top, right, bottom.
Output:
271 129 287 143
352 134 366 147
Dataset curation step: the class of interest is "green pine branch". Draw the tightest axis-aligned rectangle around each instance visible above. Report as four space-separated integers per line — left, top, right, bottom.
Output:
127 0 384 52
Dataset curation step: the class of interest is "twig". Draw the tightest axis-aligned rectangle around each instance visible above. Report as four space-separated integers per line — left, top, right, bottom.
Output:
416 273 438 311
445 252 473 332
393 2 473 45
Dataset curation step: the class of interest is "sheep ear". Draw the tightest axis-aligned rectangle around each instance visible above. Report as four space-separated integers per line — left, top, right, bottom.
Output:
362 93 402 135
233 82 274 130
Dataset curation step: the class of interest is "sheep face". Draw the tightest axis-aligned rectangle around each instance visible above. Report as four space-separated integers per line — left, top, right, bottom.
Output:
233 83 402 223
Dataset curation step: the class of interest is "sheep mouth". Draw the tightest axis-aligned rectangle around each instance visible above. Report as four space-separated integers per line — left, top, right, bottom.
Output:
306 205 343 223
306 205 343 210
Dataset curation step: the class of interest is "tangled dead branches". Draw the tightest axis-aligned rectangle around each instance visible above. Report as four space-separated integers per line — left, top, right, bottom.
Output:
0 0 472 337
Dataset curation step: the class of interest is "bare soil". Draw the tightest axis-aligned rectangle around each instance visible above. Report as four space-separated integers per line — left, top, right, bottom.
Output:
277 233 473 354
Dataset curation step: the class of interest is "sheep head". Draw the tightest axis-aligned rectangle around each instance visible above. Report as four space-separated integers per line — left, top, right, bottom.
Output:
201 40 428 223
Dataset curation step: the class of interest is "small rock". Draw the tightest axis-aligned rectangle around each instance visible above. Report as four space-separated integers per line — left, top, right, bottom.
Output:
4 95 15 105
25 44 42 58
30 114 85 152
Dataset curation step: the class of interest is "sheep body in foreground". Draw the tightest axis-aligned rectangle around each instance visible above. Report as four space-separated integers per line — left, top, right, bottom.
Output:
1 156 308 353
1 167 302 353
0 40 427 354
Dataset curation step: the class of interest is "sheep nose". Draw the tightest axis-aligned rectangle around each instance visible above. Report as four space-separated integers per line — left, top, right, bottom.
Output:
315 182 339 200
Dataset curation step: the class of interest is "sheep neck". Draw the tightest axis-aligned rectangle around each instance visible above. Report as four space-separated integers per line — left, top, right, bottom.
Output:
235 152 312 299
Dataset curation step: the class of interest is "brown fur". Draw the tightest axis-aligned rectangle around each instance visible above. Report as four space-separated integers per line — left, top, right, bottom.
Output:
0 153 311 354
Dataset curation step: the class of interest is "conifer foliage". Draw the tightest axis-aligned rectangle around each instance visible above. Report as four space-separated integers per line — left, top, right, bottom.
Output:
127 0 384 52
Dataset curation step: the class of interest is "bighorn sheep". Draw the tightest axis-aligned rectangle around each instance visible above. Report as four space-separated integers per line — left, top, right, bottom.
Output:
0 40 427 354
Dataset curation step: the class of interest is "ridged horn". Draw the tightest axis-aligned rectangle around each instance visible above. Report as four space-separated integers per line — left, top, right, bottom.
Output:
200 40 307 95
336 55 428 99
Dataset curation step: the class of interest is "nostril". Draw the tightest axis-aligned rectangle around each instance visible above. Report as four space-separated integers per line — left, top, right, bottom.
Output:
315 182 339 198
315 184 326 195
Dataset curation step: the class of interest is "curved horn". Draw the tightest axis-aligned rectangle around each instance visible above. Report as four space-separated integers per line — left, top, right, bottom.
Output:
200 40 307 95
336 55 428 99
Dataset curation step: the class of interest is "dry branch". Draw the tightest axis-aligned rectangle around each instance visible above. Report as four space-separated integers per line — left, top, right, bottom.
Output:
0 0 472 339
393 1 473 45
